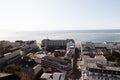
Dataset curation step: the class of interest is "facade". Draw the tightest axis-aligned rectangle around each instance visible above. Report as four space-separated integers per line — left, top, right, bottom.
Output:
82 55 107 66
33 64 43 80
82 63 120 80
24 40 39 53
40 72 66 80
66 41 75 54
15 40 39 53
0 73 19 80
34 55 71 72
0 41 13 55
81 55 120 80
85 41 120 50
41 39 74 51
21 64 43 80
21 66 34 80
0 47 22 64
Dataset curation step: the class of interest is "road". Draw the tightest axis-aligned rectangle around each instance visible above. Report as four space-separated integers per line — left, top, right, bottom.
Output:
72 48 81 80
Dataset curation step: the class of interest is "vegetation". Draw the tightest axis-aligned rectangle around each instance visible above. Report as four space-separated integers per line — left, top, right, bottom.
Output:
22 56 31 61
103 50 120 66
54 52 65 57
3 64 21 77
21 56 37 67
43 67 53 73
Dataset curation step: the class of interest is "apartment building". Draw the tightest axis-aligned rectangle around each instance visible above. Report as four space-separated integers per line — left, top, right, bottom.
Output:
82 62 120 80
66 41 75 54
0 73 19 80
81 55 120 80
41 39 74 51
0 47 23 64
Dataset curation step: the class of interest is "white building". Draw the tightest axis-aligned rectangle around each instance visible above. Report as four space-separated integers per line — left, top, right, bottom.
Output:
81 55 120 80
40 72 66 80
66 41 75 54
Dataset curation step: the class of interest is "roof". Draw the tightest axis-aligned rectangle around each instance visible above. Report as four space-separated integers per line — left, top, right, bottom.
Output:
21 66 34 72
0 73 13 78
83 55 107 61
33 64 42 75
40 73 52 79
52 73 66 80
40 72 66 80
43 56 67 65
3 47 21 54
86 62 120 71
35 54 46 58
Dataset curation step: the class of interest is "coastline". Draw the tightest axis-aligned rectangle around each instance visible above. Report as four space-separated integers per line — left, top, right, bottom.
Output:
0 30 120 42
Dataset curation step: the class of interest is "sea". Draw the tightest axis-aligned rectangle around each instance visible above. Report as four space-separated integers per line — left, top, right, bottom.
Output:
1 29 120 42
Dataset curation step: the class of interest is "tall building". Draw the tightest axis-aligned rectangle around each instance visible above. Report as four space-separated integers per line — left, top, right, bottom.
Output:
21 65 34 80
41 39 74 51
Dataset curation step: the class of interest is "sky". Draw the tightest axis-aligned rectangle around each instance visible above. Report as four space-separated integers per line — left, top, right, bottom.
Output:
0 0 120 31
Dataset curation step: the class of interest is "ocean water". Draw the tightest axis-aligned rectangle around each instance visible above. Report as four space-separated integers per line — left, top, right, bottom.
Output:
1 30 120 42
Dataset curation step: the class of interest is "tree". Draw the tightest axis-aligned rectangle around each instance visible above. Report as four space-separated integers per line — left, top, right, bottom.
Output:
3 64 21 77
103 50 120 66
23 56 30 61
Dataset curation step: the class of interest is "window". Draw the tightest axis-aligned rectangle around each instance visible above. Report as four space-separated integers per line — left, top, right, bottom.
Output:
98 76 100 79
92 73 96 79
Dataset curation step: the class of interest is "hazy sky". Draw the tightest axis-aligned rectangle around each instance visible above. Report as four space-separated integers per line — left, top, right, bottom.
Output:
0 0 120 31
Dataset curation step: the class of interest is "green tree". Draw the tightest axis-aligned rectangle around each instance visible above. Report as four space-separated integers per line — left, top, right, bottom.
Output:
104 50 120 66
3 64 21 77
23 56 30 61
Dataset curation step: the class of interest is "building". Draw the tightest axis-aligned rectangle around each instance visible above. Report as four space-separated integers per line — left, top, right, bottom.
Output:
0 73 19 80
41 39 74 51
0 41 12 53
21 65 35 80
4 47 23 64
34 55 72 72
23 40 39 53
85 42 108 50
40 72 66 80
21 64 43 80
84 41 120 50
82 55 107 66
66 41 75 54
81 55 120 80
82 62 120 80
0 47 23 64
33 64 43 80
15 40 39 54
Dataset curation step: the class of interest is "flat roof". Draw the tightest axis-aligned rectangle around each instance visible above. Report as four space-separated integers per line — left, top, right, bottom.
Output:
40 73 52 79
40 72 66 80
0 73 12 78
86 63 120 71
